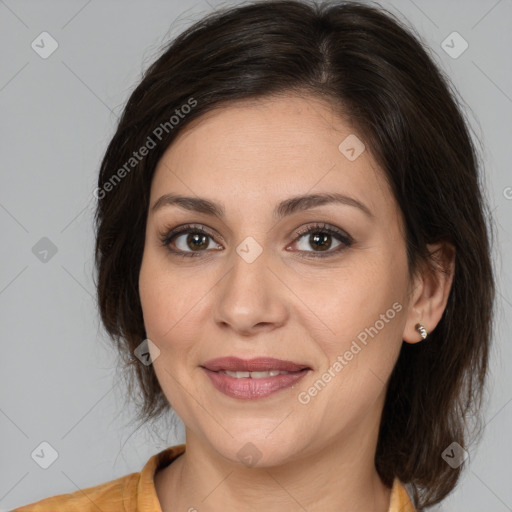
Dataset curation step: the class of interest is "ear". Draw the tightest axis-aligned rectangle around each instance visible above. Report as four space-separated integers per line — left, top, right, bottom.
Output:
402 242 456 344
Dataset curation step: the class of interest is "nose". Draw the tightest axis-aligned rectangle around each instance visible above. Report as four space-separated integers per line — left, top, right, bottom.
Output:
213 244 289 336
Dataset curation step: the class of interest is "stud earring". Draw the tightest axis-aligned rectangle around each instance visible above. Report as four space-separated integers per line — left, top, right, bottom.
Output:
415 323 428 340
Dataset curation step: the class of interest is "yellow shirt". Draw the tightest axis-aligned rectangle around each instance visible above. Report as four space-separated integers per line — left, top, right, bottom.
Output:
13 444 416 511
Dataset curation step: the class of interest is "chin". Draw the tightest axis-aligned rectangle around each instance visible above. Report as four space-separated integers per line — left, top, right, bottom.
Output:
205 429 305 469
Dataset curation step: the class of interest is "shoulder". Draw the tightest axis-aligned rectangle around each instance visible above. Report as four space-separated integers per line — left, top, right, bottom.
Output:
11 444 185 512
11 472 139 511
389 478 417 512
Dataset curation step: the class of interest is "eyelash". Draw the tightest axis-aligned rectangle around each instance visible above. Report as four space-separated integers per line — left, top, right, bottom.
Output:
159 222 353 259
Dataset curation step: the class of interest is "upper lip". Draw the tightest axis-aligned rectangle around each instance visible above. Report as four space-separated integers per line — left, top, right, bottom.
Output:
201 357 310 372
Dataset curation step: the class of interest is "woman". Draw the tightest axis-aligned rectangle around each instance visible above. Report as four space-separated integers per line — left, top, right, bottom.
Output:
14 0 495 510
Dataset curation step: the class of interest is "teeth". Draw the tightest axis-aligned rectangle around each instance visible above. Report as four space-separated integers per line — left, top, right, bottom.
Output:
223 370 290 378
225 371 250 378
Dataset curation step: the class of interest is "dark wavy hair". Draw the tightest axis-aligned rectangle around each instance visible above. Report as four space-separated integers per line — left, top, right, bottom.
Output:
93 0 495 508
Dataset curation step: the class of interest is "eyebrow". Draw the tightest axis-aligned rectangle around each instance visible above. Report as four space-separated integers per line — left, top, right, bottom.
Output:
151 192 373 219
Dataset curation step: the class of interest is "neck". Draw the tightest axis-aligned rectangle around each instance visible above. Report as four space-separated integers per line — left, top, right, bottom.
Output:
155 427 391 512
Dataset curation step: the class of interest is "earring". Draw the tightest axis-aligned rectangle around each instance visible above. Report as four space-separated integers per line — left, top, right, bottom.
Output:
415 323 428 340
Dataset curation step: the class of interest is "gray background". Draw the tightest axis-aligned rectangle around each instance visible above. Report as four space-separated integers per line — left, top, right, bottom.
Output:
1 0 511 510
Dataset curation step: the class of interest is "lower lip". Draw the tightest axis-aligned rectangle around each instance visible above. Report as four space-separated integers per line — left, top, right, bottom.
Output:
202 368 309 400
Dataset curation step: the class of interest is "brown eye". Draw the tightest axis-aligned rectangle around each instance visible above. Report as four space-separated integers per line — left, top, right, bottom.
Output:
292 223 353 258
295 231 341 252
183 232 210 251
160 224 222 257
306 232 333 251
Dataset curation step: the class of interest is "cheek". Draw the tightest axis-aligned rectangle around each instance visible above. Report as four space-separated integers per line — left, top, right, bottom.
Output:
139 250 197 337
300 252 408 397
295 288 405 436
139 257 168 339
138 256 201 406
299 255 406 348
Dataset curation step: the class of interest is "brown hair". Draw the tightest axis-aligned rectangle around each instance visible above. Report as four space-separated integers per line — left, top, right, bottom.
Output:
94 1 495 508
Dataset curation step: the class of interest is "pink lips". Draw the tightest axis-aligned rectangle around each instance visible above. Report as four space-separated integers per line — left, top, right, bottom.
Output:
201 357 310 400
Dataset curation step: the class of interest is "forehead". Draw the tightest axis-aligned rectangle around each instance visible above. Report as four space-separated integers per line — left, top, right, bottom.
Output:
150 94 399 226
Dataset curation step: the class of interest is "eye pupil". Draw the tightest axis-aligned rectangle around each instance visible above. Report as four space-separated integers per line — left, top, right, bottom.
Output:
188 233 209 251
310 233 331 251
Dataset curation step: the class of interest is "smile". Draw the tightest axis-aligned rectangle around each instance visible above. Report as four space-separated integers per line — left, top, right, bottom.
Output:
221 370 291 378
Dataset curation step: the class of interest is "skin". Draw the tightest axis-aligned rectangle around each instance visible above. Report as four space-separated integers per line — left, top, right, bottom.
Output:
138 93 455 512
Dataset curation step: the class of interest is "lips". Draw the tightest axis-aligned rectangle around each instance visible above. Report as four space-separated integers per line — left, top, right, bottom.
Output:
200 357 311 399
201 357 310 373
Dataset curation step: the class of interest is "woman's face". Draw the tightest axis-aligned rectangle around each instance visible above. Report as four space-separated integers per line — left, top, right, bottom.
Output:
139 94 416 466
